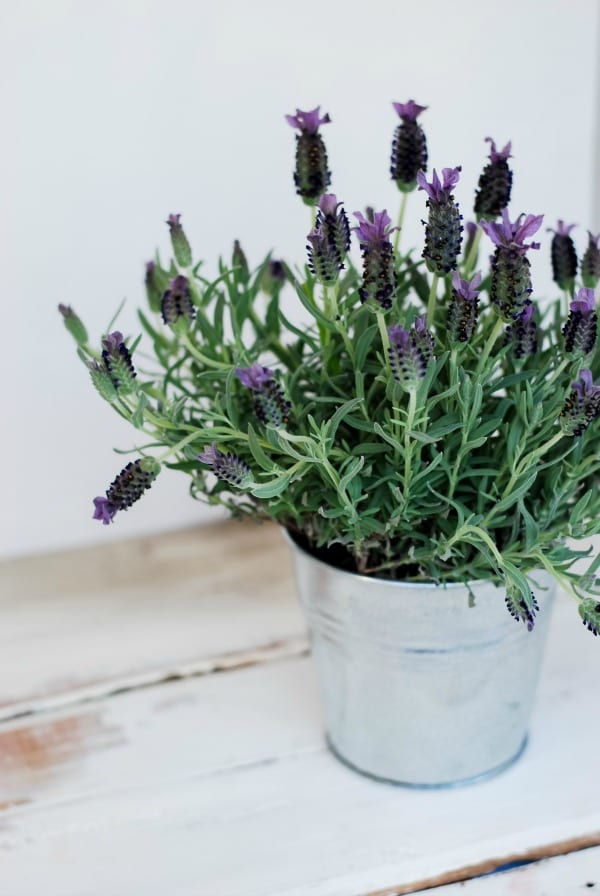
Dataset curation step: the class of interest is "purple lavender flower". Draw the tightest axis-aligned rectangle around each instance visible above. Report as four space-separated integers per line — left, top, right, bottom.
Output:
353 210 397 310
505 585 539 631
417 167 463 274
548 220 577 290
481 209 543 321
581 231 600 288
562 287 597 357
390 100 428 191
101 331 137 394
286 106 331 203
166 213 192 268
503 302 539 358
474 137 513 220
388 315 434 391
93 459 159 525
198 443 253 488
560 369 600 436
235 363 291 427
161 274 196 329
447 271 482 343
306 193 351 285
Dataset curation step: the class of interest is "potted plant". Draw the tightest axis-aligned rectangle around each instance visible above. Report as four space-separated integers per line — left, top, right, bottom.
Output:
60 101 600 787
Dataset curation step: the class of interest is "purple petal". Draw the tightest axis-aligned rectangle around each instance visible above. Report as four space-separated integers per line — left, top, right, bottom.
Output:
392 99 427 122
198 443 220 465
570 287 596 314
93 496 116 525
319 193 339 215
235 362 275 390
485 137 512 163
102 331 124 352
515 213 544 243
285 107 330 134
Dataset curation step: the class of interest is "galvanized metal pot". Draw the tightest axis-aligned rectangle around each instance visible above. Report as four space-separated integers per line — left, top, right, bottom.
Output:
286 532 555 788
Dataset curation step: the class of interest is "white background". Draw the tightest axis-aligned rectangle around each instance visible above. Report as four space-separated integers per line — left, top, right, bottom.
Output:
3 0 600 558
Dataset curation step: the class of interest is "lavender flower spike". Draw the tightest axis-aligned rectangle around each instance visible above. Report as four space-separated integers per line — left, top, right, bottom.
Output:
353 210 397 310
417 167 463 274
548 219 577 290
286 106 331 203
235 363 291 427
306 193 351 285
93 458 159 525
388 315 434 392
481 209 543 321
474 137 513 220
390 100 428 191
198 443 253 489
560 369 600 436
101 330 137 395
166 213 192 268
161 274 196 330
447 271 482 344
581 232 600 288
504 302 539 358
563 287 598 357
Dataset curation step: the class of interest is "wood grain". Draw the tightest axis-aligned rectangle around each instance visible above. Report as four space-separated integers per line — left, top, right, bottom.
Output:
0 519 304 718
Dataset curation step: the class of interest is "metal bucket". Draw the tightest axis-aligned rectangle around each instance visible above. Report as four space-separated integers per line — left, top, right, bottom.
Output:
287 533 555 787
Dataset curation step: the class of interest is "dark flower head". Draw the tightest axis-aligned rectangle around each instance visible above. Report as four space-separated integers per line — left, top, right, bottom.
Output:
198 443 253 489
388 315 434 391
475 138 513 219
101 331 137 394
161 274 195 329
285 106 331 134
560 369 600 436
505 585 539 631
417 167 461 203
481 208 543 253
504 301 539 358
392 100 427 121
236 364 290 427
562 288 597 357
582 231 600 288
93 459 159 525
307 193 351 284
353 209 396 245
548 219 577 289
418 168 463 274
447 272 482 344
235 363 275 390
353 210 397 310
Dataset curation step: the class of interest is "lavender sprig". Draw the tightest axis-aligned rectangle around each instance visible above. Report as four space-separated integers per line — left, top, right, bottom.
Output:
560 369 600 436
93 458 159 524
562 288 598 358
167 214 192 268
286 106 331 204
417 167 463 275
387 315 434 392
235 363 291 427
549 220 577 291
481 209 543 321
390 100 428 192
474 138 513 220
581 232 600 289
447 272 482 344
307 193 351 285
353 209 397 310
198 444 253 488
503 303 538 358
161 275 196 330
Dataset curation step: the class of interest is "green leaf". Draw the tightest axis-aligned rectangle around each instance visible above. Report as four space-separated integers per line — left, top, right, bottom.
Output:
247 424 274 472
251 467 297 498
131 391 149 429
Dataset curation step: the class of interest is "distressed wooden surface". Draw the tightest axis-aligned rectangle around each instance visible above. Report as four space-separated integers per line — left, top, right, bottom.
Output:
0 520 304 718
0 522 599 895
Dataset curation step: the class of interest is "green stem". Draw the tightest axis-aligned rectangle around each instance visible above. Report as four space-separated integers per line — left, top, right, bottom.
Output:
156 430 203 463
393 191 409 256
181 334 230 370
376 311 390 367
463 227 482 275
477 316 504 374
426 274 439 328
543 358 569 392
404 389 417 499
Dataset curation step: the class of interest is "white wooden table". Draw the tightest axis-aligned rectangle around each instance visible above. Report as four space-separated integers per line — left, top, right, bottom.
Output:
1 521 598 895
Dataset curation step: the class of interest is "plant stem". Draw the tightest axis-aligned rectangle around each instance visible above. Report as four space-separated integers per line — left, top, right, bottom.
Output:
463 227 482 275
404 388 417 500
393 191 409 256
157 431 203 463
181 334 230 370
376 311 390 366
426 274 439 328
477 316 504 373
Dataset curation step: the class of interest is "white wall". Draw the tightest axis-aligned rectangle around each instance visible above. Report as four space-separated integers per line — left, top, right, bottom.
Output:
3 0 599 558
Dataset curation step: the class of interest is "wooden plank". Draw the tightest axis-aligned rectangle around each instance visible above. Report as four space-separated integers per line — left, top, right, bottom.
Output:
0 520 304 717
0 593 598 896
406 845 600 894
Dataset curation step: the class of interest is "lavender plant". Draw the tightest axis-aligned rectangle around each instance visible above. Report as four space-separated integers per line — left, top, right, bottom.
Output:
60 104 600 637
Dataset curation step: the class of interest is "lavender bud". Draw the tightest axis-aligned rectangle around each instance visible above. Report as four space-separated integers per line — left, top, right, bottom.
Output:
562 288 597 357
198 443 253 489
503 302 539 358
481 209 543 322
232 240 250 283
144 261 169 313
88 360 118 402
579 598 600 637
161 275 196 330
560 369 600 436
307 193 351 285
353 209 397 310
388 316 434 392
447 272 481 344
417 168 463 275
285 107 331 204
581 232 600 289
390 100 428 192
474 138 513 220
166 214 192 268
505 585 539 631
101 331 137 395
235 363 290 427
58 304 88 346
549 220 577 290
93 458 159 525
261 259 286 295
